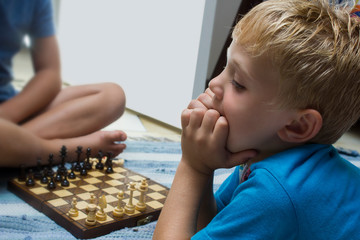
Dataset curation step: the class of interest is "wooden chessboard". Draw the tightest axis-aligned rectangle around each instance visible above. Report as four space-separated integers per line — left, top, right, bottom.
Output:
7 163 169 239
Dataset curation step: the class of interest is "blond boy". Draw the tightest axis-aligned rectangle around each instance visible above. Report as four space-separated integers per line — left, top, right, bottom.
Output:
154 0 360 239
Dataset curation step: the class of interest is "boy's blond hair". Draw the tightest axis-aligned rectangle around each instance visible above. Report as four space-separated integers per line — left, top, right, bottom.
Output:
233 0 360 144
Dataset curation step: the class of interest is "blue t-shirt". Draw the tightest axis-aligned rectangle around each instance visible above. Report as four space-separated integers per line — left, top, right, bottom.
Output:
193 144 360 239
0 0 54 101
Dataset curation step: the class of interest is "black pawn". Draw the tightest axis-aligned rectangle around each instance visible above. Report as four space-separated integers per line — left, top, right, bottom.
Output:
95 151 104 170
74 146 83 172
18 164 27 182
34 158 42 180
41 171 49 184
61 172 70 187
84 147 92 170
68 164 76 179
47 154 54 177
105 152 114 173
26 169 35 187
47 175 56 190
58 146 67 174
55 170 62 182
105 165 113 174
80 164 88 176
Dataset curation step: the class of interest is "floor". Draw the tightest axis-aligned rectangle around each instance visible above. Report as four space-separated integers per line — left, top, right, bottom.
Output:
12 48 360 152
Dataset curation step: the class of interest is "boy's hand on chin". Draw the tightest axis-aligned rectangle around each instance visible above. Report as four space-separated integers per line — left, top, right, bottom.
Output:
181 108 257 176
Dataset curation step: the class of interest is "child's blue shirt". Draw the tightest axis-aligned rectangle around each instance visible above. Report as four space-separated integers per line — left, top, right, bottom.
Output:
193 144 360 239
0 0 54 101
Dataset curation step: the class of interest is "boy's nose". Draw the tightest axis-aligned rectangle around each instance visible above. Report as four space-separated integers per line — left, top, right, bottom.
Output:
209 76 224 101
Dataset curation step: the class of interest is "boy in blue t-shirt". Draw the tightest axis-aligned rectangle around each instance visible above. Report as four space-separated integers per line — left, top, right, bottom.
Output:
154 0 360 239
0 0 127 167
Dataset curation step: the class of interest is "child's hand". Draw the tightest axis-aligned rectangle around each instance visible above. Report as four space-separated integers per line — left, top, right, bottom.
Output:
187 88 214 111
181 108 256 176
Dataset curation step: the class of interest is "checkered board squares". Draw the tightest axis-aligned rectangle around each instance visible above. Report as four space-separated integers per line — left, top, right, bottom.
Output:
8 166 169 239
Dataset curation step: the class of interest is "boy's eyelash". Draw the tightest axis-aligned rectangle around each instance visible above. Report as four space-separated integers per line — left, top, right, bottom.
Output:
231 80 245 90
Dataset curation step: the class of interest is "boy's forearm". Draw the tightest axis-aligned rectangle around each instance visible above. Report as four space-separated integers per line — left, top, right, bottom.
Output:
153 159 215 239
196 173 217 231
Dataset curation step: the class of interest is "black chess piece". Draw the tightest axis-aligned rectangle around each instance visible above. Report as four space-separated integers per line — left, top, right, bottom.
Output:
95 150 104 170
61 172 70 187
68 164 76 179
55 170 63 182
26 169 35 187
18 164 27 182
74 146 83 172
84 147 92 170
105 152 114 173
80 165 87 176
41 170 49 184
105 164 113 174
47 154 54 177
58 145 68 174
34 158 42 180
47 175 56 190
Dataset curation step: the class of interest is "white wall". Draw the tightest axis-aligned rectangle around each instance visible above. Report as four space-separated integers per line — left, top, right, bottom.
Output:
57 0 241 129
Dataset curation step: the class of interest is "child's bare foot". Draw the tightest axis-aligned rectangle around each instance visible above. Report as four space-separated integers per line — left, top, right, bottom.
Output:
44 130 127 164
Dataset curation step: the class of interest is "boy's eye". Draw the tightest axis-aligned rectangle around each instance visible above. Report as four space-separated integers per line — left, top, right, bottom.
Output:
231 80 245 90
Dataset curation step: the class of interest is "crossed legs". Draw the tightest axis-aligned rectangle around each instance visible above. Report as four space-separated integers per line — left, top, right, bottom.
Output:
1 82 127 167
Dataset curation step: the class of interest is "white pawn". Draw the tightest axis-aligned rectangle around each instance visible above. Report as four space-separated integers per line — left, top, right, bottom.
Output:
136 178 148 212
68 197 79 217
86 193 96 212
85 203 97 226
124 182 136 214
113 190 125 217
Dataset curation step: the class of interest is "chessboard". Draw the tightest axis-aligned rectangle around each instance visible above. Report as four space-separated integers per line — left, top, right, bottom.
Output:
7 147 169 239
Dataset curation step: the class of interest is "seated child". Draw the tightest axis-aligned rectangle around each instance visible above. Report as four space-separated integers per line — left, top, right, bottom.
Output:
0 0 127 167
153 0 360 239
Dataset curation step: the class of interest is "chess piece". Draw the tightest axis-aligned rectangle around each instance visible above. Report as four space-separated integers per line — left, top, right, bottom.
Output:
125 182 136 214
47 175 56 189
18 164 27 182
80 165 87 176
58 146 67 174
136 178 148 212
26 169 35 187
96 195 107 221
47 154 54 177
84 147 92 170
68 164 76 179
40 170 49 184
105 152 114 173
34 158 42 180
68 197 79 217
113 190 125 217
74 146 83 172
61 172 70 187
85 203 97 226
55 170 62 182
95 151 104 170
86 193 96 212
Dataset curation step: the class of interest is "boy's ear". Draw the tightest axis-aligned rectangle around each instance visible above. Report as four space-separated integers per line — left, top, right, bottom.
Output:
277 109 323 143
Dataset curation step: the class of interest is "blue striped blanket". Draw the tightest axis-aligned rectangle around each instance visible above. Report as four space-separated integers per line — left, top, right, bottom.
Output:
0 141 359 240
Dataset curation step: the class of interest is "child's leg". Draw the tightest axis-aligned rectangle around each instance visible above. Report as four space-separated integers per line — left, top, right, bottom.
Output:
21 82 126 139
0 118 127 167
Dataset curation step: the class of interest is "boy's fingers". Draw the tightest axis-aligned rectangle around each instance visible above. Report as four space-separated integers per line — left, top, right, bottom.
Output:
188 99 207 110
212 116 229 145
201 110 220 132
181 109 191 129
189 108 206 128
197 92 213 109
204 87 215 97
